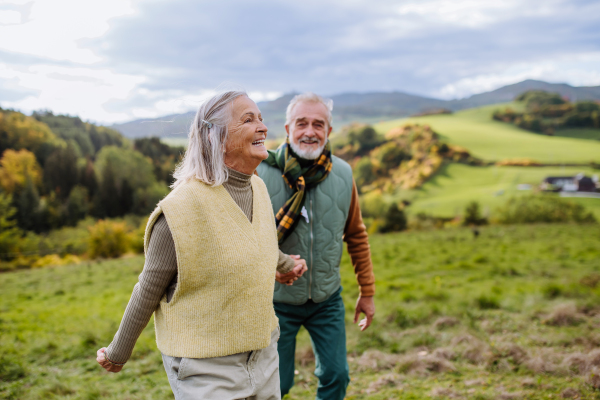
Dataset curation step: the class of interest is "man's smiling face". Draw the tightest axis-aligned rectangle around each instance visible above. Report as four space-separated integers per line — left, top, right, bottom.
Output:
286 101 332 160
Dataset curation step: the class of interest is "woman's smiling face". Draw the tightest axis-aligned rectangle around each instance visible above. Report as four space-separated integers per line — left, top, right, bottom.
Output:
224 95 268 174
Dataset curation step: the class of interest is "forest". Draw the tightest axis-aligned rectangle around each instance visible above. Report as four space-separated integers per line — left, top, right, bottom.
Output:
0 109 183 268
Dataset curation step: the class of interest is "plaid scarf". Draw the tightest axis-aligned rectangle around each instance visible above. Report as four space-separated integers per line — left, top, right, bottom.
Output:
264 139 332 244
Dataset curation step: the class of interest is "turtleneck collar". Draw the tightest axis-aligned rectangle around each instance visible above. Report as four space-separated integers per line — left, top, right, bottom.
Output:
226 166 252 189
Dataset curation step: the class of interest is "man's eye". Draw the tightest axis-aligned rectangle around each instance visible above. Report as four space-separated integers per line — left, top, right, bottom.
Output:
245 118 252 123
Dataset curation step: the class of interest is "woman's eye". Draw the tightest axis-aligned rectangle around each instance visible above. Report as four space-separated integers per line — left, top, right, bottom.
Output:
245 118 251 123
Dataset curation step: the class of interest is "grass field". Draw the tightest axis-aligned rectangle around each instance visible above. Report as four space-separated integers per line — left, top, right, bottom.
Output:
374 105 600 164
386 163 600 219
2 224 600 399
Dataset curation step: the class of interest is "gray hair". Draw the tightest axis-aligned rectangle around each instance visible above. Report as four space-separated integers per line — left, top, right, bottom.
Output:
285 92 333 127
172 90 247 188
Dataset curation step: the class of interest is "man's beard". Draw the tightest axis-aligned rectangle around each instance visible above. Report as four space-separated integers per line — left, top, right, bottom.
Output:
289 138 326 160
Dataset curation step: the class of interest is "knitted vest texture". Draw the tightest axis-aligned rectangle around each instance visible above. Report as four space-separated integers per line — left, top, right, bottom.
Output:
144 177 279 358
257 155 353 304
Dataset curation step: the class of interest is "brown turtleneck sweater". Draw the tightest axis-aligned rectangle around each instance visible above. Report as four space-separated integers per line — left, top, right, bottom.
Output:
105 168 295 364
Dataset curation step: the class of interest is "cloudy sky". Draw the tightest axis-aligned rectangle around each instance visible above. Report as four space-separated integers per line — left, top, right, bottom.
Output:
1 0 599 124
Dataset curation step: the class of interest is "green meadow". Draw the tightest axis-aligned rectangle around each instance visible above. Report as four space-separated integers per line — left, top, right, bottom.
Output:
374 105 600 163
2 224 600 399
390 163 600 219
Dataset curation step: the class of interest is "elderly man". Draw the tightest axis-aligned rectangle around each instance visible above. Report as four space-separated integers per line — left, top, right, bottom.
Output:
257 93 376 400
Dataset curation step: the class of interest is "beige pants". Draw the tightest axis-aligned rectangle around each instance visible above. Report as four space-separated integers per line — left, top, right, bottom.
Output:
162 327 280 400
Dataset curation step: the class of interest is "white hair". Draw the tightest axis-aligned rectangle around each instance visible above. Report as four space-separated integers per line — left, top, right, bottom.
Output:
285 92 333 127
172 90 247 188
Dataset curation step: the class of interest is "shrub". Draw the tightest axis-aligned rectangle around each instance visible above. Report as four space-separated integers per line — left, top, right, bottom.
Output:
88 220 130 259
542 283 564 299
31 254 82 268
463 201 487 226
476 295 500 310
497 195 596 224
378 203 407 233
354 157 377 188
359 190 386 219
128 219 147 254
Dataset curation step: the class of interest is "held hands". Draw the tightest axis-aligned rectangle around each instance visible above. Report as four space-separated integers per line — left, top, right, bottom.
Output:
354 296 375 331
275 255 308 286
96 348 124 373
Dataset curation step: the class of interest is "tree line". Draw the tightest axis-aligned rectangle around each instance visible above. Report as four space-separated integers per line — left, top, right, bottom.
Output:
493 90 600 135
0 108 184 235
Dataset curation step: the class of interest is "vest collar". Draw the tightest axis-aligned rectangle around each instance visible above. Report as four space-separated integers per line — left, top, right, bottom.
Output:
215 177 260 246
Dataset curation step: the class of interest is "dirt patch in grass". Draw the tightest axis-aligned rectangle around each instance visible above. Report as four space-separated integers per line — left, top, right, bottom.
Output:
544 303 586 327
434 316 460 330
365 373 403 394
430 386 462 398
560 387 580 398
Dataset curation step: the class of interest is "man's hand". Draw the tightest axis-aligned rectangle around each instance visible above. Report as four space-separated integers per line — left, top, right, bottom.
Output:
275 255 307 286
354 296 375 331
96 348 123 373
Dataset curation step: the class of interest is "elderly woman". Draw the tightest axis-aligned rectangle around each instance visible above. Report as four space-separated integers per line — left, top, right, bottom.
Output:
96 90 306 400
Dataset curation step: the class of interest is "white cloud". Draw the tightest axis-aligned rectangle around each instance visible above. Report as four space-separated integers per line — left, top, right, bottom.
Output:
437 52 600 99
0 0 155 122
0 63 145 122
248 91 283 103
0 0 139 64
0 10 21 24
395 0 522 28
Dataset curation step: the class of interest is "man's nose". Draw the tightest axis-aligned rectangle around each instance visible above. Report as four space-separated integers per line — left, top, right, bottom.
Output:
304 125 316 136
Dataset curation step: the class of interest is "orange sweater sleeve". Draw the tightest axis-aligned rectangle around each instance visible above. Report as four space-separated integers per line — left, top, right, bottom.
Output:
343 179 375 297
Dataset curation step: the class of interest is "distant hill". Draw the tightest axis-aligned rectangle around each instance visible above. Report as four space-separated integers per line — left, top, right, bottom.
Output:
109 111 196 139
111 80 600 139
447 79 600 110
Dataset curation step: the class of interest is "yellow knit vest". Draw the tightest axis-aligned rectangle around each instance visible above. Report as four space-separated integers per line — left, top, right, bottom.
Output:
144 176 279 358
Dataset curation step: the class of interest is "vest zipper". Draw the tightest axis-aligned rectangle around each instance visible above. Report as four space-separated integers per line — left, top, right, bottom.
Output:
309 198 314 299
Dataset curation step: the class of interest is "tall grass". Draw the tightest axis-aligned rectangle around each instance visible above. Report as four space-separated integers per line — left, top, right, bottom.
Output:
1 224 600 399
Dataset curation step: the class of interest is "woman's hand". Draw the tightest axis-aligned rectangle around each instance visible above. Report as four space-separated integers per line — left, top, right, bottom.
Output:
96 348 124 373
275 255 308 286
289 255 307 278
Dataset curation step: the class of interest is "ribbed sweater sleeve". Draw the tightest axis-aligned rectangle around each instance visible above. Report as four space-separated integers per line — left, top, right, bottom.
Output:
277 250 295 274
105 214 177 364
343 179 376 297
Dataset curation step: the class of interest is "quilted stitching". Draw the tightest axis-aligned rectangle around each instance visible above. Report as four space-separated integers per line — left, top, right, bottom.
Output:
258 156 353 304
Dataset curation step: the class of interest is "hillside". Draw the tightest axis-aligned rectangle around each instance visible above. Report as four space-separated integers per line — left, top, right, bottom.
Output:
374 104 600 164
111 80 600 139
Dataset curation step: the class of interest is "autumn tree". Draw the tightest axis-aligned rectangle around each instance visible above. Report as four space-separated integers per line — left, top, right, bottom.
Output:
0 149 42 194
0 110 64 166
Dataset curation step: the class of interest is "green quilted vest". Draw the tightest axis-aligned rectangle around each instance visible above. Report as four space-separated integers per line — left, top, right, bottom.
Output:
257 155 353 304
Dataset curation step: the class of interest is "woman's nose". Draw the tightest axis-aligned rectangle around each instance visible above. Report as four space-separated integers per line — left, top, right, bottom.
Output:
258 120 268 134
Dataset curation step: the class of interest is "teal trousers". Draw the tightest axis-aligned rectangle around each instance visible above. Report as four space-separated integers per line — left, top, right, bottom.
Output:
274 287 349 400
